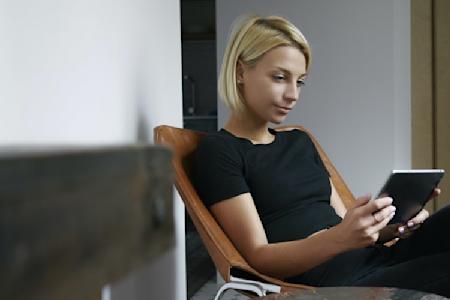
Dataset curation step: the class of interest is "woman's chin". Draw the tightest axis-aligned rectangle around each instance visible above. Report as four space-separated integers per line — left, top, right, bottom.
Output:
269 115 288 124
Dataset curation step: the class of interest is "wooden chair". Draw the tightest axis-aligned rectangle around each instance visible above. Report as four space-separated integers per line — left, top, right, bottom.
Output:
154 125 356 299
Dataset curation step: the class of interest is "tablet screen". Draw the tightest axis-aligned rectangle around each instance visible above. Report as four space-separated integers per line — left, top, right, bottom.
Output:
377 169 444 224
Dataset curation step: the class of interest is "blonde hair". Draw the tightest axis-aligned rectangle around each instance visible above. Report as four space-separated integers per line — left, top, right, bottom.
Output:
218 15 312 113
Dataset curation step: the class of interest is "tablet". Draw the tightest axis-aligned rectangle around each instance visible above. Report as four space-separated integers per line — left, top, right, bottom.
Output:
377 169 445 224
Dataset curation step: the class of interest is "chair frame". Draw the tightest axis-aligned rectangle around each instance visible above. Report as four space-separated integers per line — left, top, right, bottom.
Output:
154 124 356 299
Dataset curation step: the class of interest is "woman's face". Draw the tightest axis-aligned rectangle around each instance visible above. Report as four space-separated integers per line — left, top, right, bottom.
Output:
238 46 306 124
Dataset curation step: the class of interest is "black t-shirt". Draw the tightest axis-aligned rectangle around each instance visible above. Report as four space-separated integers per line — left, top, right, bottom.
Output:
194 128 342 242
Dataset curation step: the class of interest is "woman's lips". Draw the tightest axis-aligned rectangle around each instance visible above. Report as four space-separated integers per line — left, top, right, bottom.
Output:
274 105 292 114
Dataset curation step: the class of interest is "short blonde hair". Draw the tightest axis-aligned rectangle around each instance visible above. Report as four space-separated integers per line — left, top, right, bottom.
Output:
218 15 312 113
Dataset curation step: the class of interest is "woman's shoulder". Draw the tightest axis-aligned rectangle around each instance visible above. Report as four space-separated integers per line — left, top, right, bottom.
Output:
196 129 246 161
275 128 319 152
194 130 247 190
277 127 311 141
198 129 240 149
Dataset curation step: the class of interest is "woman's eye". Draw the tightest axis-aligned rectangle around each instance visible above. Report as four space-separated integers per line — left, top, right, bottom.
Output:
297 79 306 87
273 74 285 81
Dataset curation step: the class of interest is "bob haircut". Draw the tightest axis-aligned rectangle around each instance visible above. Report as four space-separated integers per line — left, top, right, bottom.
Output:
218 15 311 114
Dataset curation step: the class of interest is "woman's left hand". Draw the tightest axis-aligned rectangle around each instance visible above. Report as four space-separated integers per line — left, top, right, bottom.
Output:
398 187 440 236
379 188 440 243
378 209 428 243
396 208 429 239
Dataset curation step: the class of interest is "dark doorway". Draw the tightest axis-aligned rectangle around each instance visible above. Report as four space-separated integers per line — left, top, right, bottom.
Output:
180 0 217 298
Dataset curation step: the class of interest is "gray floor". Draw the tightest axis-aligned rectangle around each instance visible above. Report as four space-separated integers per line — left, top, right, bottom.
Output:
190 279 248 300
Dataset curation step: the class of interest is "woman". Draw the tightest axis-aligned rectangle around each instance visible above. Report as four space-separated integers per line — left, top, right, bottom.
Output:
194 14 450 296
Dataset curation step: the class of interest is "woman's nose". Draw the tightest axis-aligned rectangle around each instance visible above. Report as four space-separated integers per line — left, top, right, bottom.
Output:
284 82 300 101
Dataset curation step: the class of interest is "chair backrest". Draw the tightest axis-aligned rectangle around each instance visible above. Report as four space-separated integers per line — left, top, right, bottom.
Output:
154 125 355 291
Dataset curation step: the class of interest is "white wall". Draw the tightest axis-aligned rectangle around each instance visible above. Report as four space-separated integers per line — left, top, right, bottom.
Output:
0 0 185 299
217 0 411 196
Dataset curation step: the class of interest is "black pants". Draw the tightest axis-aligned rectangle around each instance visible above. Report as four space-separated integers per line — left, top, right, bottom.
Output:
288 205 450 297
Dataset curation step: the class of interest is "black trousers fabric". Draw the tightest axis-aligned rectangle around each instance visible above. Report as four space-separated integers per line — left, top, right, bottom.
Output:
288 205 450 297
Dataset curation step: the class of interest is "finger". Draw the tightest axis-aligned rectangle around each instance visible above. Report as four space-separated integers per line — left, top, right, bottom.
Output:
398 224 420 239
399 230 414 239
353 194 372 208
397 223 420 235
409 209 429 225
360 196 393 215
427 188 441 201
404 222 422 232
373 205 396 223
369 211 395 234
431 188 441 197
410 223 421 231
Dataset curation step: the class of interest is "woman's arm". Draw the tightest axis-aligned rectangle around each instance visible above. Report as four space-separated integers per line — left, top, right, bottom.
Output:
210 192 395 279
329 179 347 218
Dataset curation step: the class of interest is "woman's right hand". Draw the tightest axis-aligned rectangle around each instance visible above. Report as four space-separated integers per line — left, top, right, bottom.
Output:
333 194 396 250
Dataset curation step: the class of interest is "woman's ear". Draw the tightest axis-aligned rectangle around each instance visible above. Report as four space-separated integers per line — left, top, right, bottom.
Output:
236 60 245 84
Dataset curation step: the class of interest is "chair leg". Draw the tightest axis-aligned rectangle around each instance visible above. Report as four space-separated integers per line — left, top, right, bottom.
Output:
214 282 265 300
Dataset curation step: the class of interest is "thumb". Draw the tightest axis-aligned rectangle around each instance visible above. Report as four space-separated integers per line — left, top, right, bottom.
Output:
354 193 372 208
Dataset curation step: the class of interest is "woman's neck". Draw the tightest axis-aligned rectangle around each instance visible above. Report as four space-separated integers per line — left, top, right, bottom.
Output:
224 113 275 144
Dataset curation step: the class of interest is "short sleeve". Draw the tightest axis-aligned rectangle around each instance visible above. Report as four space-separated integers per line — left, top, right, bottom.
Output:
193 136 250 206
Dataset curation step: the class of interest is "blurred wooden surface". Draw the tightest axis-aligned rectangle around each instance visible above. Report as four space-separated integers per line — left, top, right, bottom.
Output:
260 286 448 299
0 145 174 300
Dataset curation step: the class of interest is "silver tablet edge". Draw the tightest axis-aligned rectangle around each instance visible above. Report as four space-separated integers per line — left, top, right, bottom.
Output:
392 169 445 174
